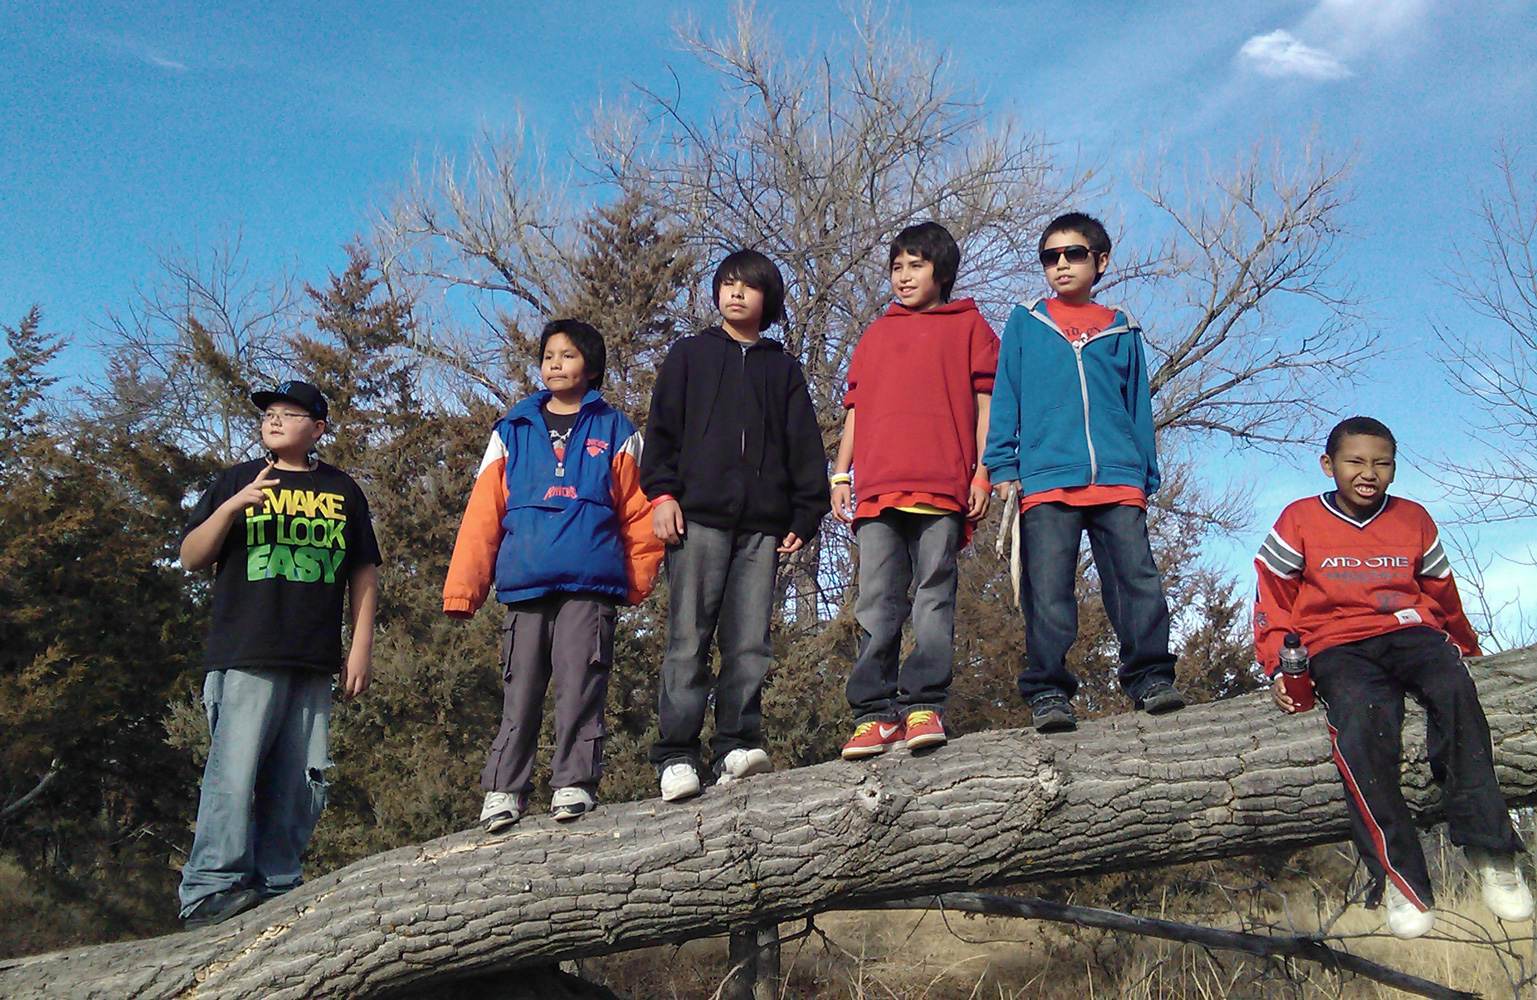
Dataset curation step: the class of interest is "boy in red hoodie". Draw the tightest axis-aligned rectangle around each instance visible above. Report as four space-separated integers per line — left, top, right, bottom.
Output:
832 222 999 758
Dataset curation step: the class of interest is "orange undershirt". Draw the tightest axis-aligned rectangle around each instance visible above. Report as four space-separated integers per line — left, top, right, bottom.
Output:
1020 298 1146 514
855 491 975 545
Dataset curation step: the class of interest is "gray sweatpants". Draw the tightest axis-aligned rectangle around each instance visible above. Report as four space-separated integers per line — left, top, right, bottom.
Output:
481 593 617 795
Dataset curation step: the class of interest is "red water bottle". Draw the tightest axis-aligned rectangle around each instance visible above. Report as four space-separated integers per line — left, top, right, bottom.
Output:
1276 633 1314 712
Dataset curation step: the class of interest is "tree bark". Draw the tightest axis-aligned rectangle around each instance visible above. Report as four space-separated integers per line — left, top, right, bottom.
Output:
4 647 1535 999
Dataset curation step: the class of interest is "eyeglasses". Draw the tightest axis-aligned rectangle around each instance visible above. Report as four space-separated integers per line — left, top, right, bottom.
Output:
261 410 312 425
1038 245 1094 267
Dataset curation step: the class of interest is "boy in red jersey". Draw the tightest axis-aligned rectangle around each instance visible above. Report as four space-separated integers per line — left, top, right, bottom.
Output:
832 221 998 758
1257 416 1530 939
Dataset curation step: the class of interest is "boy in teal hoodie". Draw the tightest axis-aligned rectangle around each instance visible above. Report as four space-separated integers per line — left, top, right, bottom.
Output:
984 212 1182 732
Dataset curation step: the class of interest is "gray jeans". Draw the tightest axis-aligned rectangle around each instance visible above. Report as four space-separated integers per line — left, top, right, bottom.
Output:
649 523 779 774
482 594 616 795
847 510 963 722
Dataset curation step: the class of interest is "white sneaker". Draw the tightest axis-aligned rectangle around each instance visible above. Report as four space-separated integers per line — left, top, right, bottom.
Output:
480 790 525 833
1383 881 1435 939
550 786 595 822
716 747 772 786
659 761 701 802
1471 848 1535 921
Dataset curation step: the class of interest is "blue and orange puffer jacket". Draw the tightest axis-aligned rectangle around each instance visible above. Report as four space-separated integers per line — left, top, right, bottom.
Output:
443 390 662 613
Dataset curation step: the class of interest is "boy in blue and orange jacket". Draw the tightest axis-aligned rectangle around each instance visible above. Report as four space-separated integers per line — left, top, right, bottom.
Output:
444 320 662 830
984 212 1182 733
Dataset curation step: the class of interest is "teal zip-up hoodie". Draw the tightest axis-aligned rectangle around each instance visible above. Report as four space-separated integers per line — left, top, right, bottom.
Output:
982 298 1160 496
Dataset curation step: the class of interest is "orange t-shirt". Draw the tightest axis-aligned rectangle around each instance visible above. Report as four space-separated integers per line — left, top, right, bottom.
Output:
1020 298 1146 513
855 491 976 546
854 491 965 521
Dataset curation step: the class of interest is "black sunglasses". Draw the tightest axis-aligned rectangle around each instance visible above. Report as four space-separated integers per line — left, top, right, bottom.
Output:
1038 245 1094 267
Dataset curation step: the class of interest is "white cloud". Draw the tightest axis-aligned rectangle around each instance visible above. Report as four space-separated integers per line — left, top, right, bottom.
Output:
1236 0 1436 83
142 51 188 73
1238 29 1351 80
75 30 189 73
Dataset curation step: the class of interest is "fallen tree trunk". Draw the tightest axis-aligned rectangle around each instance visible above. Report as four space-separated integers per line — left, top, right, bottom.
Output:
4 646 1535 999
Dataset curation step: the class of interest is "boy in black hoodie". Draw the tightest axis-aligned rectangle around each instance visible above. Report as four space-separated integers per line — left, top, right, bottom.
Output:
641 250 829 801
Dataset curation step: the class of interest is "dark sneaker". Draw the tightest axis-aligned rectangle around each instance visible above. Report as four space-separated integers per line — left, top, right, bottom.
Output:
1031 696 1076 733
183 887 260 930
1137 683 1186 715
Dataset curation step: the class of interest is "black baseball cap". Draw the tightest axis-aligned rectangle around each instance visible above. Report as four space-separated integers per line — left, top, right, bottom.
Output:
251 380 328 421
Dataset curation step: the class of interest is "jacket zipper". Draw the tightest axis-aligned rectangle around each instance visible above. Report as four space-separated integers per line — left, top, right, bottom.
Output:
1072 340 1097 484
548 405 585 480
740 342 749 456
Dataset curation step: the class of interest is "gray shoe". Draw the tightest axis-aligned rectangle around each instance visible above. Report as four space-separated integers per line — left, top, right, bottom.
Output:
183 887 261 930
1137 682 1186 715
551 786 596 822
480 790 527 833
1031 696 1076 733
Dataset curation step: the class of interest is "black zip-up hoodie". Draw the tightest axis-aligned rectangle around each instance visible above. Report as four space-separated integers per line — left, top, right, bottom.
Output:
641 327 829 542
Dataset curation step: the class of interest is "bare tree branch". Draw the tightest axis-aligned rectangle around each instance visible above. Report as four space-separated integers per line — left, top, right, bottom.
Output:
0 759 60 822
1131 139 1375 449
1432 141 1537 524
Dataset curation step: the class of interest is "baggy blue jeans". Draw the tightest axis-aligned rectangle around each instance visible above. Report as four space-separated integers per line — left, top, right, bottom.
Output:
177 667 333 916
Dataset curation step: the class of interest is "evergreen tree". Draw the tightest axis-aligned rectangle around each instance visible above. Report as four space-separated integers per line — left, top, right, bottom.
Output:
0 309 199 949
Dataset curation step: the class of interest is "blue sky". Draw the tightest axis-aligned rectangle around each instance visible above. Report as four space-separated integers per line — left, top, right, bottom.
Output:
3 1 1534 638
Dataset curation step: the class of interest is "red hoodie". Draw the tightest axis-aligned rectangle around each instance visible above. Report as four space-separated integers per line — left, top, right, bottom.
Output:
844 298 999 509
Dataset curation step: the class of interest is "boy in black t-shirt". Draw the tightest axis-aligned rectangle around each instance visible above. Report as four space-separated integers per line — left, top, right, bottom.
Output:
176 381 380 930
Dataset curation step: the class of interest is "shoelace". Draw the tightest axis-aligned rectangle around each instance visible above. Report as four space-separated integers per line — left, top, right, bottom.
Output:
1483 864 1522 889
907 710 936 727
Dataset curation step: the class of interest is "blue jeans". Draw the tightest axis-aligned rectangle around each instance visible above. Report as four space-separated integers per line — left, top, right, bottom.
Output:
178 667 332 916
847 511 962 722
649 524 779 775
1015 502 1176 704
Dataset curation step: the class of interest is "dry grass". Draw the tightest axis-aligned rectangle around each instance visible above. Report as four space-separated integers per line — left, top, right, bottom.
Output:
576 846 1537 999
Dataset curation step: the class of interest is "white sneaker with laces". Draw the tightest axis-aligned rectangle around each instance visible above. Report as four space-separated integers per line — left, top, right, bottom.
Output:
480 790 525 833
551 786 595 822
659 761 702 802
1471 848 1535 921
716 748 772 786
1382 881 1435 939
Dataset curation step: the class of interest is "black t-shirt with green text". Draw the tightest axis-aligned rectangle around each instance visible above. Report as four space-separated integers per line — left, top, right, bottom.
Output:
184 459 382 674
